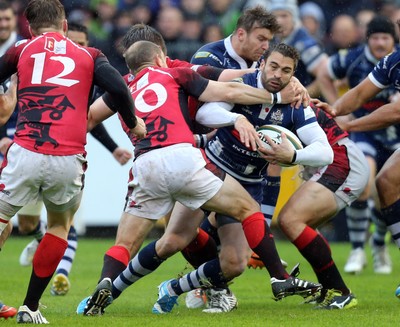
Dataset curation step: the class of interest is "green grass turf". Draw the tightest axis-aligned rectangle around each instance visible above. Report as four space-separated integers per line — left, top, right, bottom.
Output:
1 237 400 326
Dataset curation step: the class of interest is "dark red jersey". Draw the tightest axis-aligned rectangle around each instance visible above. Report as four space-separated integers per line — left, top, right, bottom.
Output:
120 66 209 157
312 106 349 145
0 32 103 155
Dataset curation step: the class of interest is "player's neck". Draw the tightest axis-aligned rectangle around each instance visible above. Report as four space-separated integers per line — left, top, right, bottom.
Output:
32 27 64 37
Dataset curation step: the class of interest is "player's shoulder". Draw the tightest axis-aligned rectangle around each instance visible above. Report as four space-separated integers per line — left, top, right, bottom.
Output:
72 44 102 60
241 70 259 86
192 40 225 61
167 57 192 68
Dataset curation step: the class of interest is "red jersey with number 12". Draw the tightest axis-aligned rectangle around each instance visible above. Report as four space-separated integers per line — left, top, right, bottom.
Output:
2 32 103 155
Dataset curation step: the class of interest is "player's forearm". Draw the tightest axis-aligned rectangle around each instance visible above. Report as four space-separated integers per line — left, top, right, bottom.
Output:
316 70 338 104
218 68 255 82
94 59 137 129
90 123 118 153
196 102 240 127
346 102 400 132
333 78 380 116
223 82 272 105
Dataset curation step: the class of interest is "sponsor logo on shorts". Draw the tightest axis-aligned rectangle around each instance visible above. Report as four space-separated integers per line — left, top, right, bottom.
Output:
0 184 10 195
129 200 142 209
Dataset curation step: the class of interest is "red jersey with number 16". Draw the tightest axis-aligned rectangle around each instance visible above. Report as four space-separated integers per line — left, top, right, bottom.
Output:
122 66 209 157
0 32 103 155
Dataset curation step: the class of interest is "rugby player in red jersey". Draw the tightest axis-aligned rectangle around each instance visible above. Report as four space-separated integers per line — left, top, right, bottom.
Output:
0 0 145 323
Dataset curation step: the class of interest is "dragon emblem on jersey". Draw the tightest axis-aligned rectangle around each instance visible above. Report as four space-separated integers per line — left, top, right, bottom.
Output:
270 109 284 124
17 86 75 150
133 113 174 153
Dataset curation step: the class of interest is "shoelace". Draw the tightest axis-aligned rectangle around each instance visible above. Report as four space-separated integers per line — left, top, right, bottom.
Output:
319 290 340 306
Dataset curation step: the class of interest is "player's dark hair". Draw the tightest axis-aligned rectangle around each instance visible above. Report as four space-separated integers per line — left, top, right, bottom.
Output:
367 15 396 40
25 0 65 31
0 0 13 12
235 6 280 35
125 40 163 74
262 43 300 70
121 23 167 55
68 22 88 40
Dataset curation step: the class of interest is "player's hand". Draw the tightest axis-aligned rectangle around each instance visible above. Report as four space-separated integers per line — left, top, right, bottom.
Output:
279 80 301 107
257 133 294 165
234 115 263 151
130 117 146 139
311 98 337 117
0 137 12 156
290 76 310 108
0 74 17 125
334 115 353 131
112 147 133 165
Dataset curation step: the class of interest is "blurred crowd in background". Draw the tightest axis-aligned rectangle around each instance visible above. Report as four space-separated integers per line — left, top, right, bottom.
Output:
7 0 400 76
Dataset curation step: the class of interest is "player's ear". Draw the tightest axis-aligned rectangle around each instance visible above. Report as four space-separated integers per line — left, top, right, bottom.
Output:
63 20 68 34
28 25 34 37
236 27 246 41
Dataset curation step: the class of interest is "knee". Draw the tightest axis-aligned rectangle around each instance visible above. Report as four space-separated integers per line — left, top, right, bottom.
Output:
277 212 290 234
219 253 247 279
376 171 391 194
156 234 187 259
17 219 38 235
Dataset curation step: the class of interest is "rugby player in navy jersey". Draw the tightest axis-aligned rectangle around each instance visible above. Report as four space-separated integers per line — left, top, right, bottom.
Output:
0 0 145 323
151 43 368 311
314 19 400 297
318 15 399 275
189 6 290 275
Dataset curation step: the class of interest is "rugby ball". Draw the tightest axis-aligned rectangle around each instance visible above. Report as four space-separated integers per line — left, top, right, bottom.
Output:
185 289 207 309
257 124 303 167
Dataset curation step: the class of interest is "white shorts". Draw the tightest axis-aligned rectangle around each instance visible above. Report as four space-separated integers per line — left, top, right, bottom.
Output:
0 143 86 207
303 138 369 210
125 143 223 220
18 201 43 216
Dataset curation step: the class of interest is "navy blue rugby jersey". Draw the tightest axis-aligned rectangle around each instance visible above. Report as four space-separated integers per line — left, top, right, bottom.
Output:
330 45 400 151
191 36 257 69
205 70 317 183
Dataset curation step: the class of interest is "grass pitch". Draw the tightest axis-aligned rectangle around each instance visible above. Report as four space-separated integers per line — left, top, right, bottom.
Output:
1 237 400 326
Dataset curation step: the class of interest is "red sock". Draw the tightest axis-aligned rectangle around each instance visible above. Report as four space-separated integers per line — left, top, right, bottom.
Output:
105 245 130 265
100 245 130 281
293 226 318 251
242 212 269 248
32 233 67 277
242 212 288 279
24 233 67 310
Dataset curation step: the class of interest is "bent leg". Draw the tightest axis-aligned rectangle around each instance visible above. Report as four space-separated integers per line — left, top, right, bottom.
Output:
278 181 350 293
100 212 156 282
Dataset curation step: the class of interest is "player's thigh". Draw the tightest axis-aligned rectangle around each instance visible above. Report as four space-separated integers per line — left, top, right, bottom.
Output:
278 181 338 235
376 149 400 207
358 155 377 200
115 212 156 254
169 202 205 229
202 174 259 220
156 206 207 257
